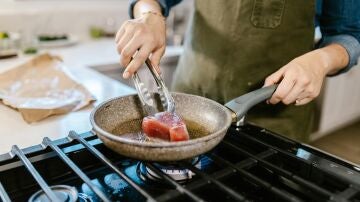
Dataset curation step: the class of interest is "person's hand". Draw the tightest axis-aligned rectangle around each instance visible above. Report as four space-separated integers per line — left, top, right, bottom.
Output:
264 49 331 106
115 12 166 79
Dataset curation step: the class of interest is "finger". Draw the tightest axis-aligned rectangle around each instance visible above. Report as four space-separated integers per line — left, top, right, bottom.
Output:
150 46 165 73
268 71 296 104
281 82 305 105
123 45 152 78
263 67 286 87
149 58 161 74
115 21 128 42
117 30 134 56
120 36 143 67
295 91 311 101
295 97 313 106
115 27 125 43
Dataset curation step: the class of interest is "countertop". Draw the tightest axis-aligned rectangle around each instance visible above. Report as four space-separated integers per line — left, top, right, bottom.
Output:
0 39 182 155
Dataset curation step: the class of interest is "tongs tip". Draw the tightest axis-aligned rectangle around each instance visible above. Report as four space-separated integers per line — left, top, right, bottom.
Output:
132 58 175 115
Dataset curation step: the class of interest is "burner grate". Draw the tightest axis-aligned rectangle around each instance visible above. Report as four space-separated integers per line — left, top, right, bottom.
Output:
67 131 155 201
207 152 303 202
11 145 62 201
0 182 10 202
222 139 333 198
144 163 203 201
0 124 359 202
42 136 111 202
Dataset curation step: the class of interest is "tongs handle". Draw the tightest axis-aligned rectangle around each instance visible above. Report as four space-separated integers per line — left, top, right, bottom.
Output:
131 58 175 115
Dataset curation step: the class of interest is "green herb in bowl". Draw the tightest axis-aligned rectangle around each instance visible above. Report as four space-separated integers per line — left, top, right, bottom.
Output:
0 32 9 39
23 47 38 54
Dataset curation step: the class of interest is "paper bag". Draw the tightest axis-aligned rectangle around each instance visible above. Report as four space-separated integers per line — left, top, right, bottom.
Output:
0 53 95 123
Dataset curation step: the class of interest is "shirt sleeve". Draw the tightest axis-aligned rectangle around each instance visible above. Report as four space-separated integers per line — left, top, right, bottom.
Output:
129 0 183 19
316 0 360 75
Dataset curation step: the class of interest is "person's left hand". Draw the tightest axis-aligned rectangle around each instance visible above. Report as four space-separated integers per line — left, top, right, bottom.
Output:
264 49 330 106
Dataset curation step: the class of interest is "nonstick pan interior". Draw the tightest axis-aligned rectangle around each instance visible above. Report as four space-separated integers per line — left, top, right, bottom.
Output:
91 92 232 161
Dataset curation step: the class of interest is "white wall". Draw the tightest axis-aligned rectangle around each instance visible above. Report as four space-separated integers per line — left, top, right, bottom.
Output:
0 0 131 40
0 0 192 41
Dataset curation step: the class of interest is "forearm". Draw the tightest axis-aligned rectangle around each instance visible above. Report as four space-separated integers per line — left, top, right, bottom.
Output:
133 0 163 19
316 43 349 75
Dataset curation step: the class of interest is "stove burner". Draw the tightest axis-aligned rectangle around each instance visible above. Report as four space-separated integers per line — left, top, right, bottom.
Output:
78 193 93 202
104 173 128 191
137 157 204 183
28 185 78 202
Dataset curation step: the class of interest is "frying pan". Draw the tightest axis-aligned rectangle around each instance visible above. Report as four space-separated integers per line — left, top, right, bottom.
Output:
90 85 277 161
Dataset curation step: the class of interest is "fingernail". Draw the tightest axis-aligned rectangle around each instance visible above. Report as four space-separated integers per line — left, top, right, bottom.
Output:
123 71 130 79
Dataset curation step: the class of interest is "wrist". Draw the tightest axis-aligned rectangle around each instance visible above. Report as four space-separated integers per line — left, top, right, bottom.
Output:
317 44 349 75
138 12 166 31
141 11 165 23
314 48 332 76
134 0 163 19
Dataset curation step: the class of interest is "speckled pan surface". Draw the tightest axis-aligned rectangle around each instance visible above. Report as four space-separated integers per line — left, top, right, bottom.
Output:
90 92 232 161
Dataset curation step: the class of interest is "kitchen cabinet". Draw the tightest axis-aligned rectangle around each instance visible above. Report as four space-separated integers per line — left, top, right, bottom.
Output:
312 61 360 140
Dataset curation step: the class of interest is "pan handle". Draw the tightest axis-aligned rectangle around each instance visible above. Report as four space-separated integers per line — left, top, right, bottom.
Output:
224 84 278 122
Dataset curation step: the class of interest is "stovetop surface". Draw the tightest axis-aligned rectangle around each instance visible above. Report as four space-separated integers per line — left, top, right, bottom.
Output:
0 124 359 202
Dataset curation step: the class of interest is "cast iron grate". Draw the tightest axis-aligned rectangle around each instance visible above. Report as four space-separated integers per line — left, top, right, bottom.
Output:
0 124 359 202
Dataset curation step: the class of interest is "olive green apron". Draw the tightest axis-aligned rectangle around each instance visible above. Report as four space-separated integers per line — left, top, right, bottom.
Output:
172 0 316 142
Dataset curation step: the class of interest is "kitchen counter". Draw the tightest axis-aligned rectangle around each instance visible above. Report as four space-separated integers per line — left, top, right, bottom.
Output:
0 39 182 155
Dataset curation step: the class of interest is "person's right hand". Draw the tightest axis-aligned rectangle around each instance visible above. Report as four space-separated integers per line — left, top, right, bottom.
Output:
115 12 166 79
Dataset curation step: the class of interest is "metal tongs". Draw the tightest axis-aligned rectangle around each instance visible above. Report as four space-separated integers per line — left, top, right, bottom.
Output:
132 58 175 115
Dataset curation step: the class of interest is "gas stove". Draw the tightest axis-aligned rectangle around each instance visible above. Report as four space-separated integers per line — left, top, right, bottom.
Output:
0 124 359 202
